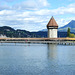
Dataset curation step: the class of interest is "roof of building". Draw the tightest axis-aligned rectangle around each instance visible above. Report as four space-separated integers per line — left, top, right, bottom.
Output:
47 16 58 27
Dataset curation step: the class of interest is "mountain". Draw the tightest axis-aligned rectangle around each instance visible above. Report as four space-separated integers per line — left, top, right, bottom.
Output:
0 26 15 32
41 29 47 31
0 26 67 38
41 20 75 32
32 31 47 38
0 26 39 38
58 20 75 32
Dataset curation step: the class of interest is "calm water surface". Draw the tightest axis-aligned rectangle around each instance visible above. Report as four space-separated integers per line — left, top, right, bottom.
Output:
0 43 75 75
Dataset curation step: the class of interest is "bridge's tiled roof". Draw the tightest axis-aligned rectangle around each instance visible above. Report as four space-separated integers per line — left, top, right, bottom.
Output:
47 16 58 27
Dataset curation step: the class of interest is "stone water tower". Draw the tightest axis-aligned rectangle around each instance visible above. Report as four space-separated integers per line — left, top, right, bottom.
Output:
47 16 58 38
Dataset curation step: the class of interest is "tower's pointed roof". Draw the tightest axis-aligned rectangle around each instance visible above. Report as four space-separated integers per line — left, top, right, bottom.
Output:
47 16 58 27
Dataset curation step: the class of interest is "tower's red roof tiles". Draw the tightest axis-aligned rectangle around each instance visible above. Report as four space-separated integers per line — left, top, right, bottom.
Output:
47 16 58 27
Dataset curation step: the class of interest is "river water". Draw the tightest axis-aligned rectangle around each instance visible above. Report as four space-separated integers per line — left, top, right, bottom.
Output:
0 43 75 75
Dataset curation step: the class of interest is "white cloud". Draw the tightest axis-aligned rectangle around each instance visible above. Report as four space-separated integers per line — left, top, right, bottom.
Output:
0 9 49 31
0 0 49 10
0 2 75 31
0 4 11 10
13 0 49 10
38 0 49 7
33 3 75 16
0 10 16 15
57 17 75 27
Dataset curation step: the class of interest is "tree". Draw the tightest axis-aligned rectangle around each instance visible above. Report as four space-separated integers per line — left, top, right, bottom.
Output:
67 28 70 37
70 34 74 38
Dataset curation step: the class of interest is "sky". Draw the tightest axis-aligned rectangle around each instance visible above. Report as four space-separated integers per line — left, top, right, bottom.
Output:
0 0 75 31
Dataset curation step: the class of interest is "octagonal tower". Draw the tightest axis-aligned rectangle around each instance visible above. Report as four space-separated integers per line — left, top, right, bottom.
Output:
47 16 58 38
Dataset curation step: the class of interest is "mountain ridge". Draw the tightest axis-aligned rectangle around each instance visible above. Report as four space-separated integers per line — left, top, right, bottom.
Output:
58 20 75 32
0 26 39 38
0 26 68 38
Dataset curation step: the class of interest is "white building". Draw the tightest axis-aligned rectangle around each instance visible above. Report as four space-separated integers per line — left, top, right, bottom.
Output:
47 16 58 38
0 34 7 38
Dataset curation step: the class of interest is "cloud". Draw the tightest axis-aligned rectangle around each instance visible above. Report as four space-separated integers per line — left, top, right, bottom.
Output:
0 2 75 31
0 0 49 10
33 3 75 16
57 17 75 27
0 9 49 31
13 0 49 10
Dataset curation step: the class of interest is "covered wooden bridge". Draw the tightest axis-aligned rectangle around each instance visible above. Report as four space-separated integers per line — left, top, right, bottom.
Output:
0 38 75 45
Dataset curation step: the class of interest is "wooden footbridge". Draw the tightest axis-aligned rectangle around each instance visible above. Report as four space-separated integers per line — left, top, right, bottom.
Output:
0 38 75 45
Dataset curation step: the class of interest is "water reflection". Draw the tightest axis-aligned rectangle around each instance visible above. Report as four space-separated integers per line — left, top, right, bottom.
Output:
47 44 75 75
0 43 75 75
47 44 57 60
47 44 75 65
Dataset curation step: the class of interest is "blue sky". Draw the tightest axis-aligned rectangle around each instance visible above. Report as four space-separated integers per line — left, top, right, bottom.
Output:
0 0 75 31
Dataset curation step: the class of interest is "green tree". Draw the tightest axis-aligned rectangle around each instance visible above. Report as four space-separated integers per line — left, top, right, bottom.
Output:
70 33 74 38
67 28 70 37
